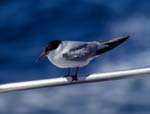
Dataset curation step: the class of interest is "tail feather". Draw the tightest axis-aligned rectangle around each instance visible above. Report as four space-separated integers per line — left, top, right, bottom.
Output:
96 35 129 55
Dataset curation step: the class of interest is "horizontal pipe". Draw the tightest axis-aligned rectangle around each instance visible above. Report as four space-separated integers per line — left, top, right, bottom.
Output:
0 68 150 93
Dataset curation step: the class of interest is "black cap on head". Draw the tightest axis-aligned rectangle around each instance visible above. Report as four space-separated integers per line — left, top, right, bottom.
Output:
36 40 62 62
44 40 62 52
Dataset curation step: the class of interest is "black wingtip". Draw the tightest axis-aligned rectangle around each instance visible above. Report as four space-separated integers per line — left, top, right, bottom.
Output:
106 35 130 45
96 35 130 55
118 35 130 41
120 35 130 39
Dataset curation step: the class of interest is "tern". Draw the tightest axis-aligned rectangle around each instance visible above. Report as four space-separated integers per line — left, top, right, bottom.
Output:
38 35 129 81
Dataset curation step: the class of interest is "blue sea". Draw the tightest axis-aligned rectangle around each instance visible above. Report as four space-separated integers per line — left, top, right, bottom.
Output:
0 0 149 114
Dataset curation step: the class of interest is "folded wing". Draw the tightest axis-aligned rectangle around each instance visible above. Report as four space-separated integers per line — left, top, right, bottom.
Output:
63 43 98 61
62 35 129 61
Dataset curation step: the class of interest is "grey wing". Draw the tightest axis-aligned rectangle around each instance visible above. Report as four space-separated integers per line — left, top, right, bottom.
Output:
63 43 98 61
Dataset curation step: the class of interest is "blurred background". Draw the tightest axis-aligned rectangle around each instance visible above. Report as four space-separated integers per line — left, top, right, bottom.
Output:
0 0 149 114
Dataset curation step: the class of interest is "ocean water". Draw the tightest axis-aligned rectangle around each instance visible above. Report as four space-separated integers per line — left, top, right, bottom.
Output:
0 0 149 114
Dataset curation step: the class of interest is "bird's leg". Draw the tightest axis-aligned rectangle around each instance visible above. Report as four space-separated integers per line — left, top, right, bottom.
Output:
64 68 71 77
71 67 79 81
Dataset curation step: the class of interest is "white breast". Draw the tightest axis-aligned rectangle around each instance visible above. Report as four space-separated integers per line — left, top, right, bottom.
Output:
47 41 90 68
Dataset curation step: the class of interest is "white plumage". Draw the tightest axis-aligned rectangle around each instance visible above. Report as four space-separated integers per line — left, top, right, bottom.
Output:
37 35 129 80
47 41 100 68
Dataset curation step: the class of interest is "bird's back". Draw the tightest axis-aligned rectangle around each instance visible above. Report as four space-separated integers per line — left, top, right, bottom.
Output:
47 35 129 68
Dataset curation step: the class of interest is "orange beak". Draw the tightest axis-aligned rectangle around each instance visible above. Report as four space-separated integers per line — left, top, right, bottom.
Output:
36 52 48 62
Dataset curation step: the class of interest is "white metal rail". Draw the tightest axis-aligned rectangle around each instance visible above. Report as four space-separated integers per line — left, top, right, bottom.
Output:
0 68 150 93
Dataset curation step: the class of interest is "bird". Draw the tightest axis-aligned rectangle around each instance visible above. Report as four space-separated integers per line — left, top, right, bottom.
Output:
37 35 129 81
